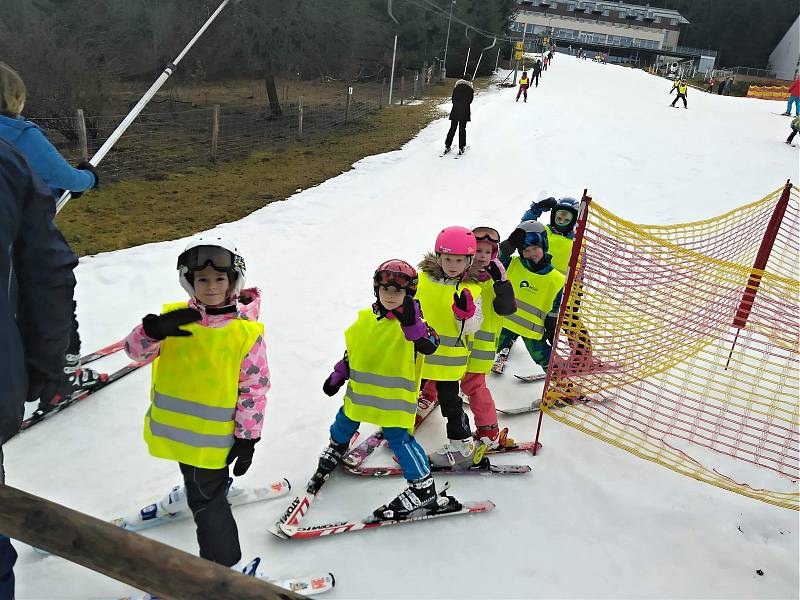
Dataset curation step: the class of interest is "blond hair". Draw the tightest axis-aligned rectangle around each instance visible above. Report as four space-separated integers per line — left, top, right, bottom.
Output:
0 62 26 115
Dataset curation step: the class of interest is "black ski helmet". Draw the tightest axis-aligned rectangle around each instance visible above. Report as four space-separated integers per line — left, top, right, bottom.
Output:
550 197 579 235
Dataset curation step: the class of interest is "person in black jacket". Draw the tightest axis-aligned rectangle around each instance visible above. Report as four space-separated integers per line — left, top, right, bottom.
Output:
0 139 77 600
444 76 474 155
532 59 543 87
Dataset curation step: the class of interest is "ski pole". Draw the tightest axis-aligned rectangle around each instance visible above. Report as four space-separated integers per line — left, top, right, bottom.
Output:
56 0 240 213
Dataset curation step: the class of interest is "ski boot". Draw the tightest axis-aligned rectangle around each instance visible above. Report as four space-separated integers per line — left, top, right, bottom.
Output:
475 424 516 451
429 437 485 469
306 439 349 494
38 353 105 412
371 474 438 521
458 147 465 155
443 146 452 155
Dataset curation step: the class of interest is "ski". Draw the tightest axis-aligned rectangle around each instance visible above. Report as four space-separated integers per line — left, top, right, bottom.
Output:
118 565 334 599
514 373 547 383
20 361 148 432
112 478 291 531
491 348 510 373
439 147 452 157
242 558 335 596
279 498 495 539
453 146 469 158
345 457 531 477
269 433 363 539
81 339 126 365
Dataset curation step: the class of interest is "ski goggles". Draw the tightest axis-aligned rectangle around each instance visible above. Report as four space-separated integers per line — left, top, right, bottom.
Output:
553 209 575 224
374 269 417 290
178 245 240 272
472 227 500 244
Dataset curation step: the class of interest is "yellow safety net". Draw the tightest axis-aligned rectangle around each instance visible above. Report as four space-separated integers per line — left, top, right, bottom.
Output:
542 184 800 510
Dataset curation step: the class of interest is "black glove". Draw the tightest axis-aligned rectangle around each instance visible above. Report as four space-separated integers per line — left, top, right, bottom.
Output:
536 197 557 210
76 160 99 189
142 308 202 341
391 294 418 327
503 228 526 255
545 314 558 345
485 260 503 282
226 437 259 476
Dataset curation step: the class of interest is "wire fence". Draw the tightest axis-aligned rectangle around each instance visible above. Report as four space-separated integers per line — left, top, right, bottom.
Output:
30 69 440 183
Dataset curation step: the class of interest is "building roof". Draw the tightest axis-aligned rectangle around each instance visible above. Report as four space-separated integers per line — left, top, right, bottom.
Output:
517 1 691 25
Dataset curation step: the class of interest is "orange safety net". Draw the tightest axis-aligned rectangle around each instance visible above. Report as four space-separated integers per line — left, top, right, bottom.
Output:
541 184 800 510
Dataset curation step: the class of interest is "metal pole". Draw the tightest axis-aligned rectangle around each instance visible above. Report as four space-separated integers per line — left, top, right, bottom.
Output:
388 34 398 106
494 47 501 72
443 0 455 80
463 47 471 77
473 37 496 80
55 0 236 213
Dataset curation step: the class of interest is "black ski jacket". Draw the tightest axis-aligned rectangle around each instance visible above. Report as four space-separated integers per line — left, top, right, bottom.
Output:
0 140 77 445
449 79 474 122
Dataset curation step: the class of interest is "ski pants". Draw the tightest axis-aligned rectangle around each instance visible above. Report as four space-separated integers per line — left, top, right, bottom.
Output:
421 374 498 430
533 73 540 87
516 85 528 101
497 328 552 369
179 462 241 567
787 96 800 116
329 407 430 481
445 119 468 150
671 93 687 108
0 448 16 600
788 128 799 144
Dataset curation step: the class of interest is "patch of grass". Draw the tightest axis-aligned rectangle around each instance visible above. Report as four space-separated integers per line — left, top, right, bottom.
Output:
57 77 487 256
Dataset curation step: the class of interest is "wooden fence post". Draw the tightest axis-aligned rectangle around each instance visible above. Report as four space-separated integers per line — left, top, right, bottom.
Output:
298 95 304 138
75 108 88 161
210 104 220 163
0 484 301 600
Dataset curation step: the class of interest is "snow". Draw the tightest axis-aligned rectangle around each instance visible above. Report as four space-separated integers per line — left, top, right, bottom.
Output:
6 55 799 599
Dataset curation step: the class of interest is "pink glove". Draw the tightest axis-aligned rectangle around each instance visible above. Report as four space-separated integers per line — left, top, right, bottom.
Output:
452 289 476 320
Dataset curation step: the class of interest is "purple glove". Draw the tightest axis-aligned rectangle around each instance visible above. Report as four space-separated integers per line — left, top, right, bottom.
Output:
323 357 349 396
452 289 476 320
393 296 427 341
485 258 507 282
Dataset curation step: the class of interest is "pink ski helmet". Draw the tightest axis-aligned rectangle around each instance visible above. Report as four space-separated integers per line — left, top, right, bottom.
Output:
373 259 418 297
434 226 477 256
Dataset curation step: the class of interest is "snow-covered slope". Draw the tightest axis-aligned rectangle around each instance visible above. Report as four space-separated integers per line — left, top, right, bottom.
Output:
7 55 799 599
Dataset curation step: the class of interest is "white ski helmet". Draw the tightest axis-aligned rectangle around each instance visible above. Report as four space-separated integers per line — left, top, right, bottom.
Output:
177 235 246 297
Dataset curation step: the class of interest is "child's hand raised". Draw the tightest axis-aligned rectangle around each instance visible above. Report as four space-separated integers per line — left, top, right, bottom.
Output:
142 307 201 340
452 289 476 320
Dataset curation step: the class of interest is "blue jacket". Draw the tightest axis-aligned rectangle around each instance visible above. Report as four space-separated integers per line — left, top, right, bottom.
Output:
0 140 77 444
0 114 95 199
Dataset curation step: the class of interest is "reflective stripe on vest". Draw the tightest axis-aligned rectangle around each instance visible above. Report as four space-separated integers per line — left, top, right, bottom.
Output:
504 258 565 340
416 274 482 381
343 308 421 431
144 301 263 469
546 227 574 275
467 279 504 373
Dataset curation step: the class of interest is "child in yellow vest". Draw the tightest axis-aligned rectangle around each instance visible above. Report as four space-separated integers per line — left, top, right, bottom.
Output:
124 235 267 568
496 222 565 373
310 260 442 520
420 227 517 448
416 227 484 468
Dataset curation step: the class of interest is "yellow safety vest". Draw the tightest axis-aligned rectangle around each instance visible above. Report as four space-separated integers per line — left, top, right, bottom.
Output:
416 274 482 381
504 258 565 340
545 228 574 275
466 279 503 374
520 76 529 86
144 302 263 469
343 308 421 432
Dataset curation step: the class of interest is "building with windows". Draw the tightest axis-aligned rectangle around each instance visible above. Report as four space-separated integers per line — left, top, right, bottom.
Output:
512 0 717 72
